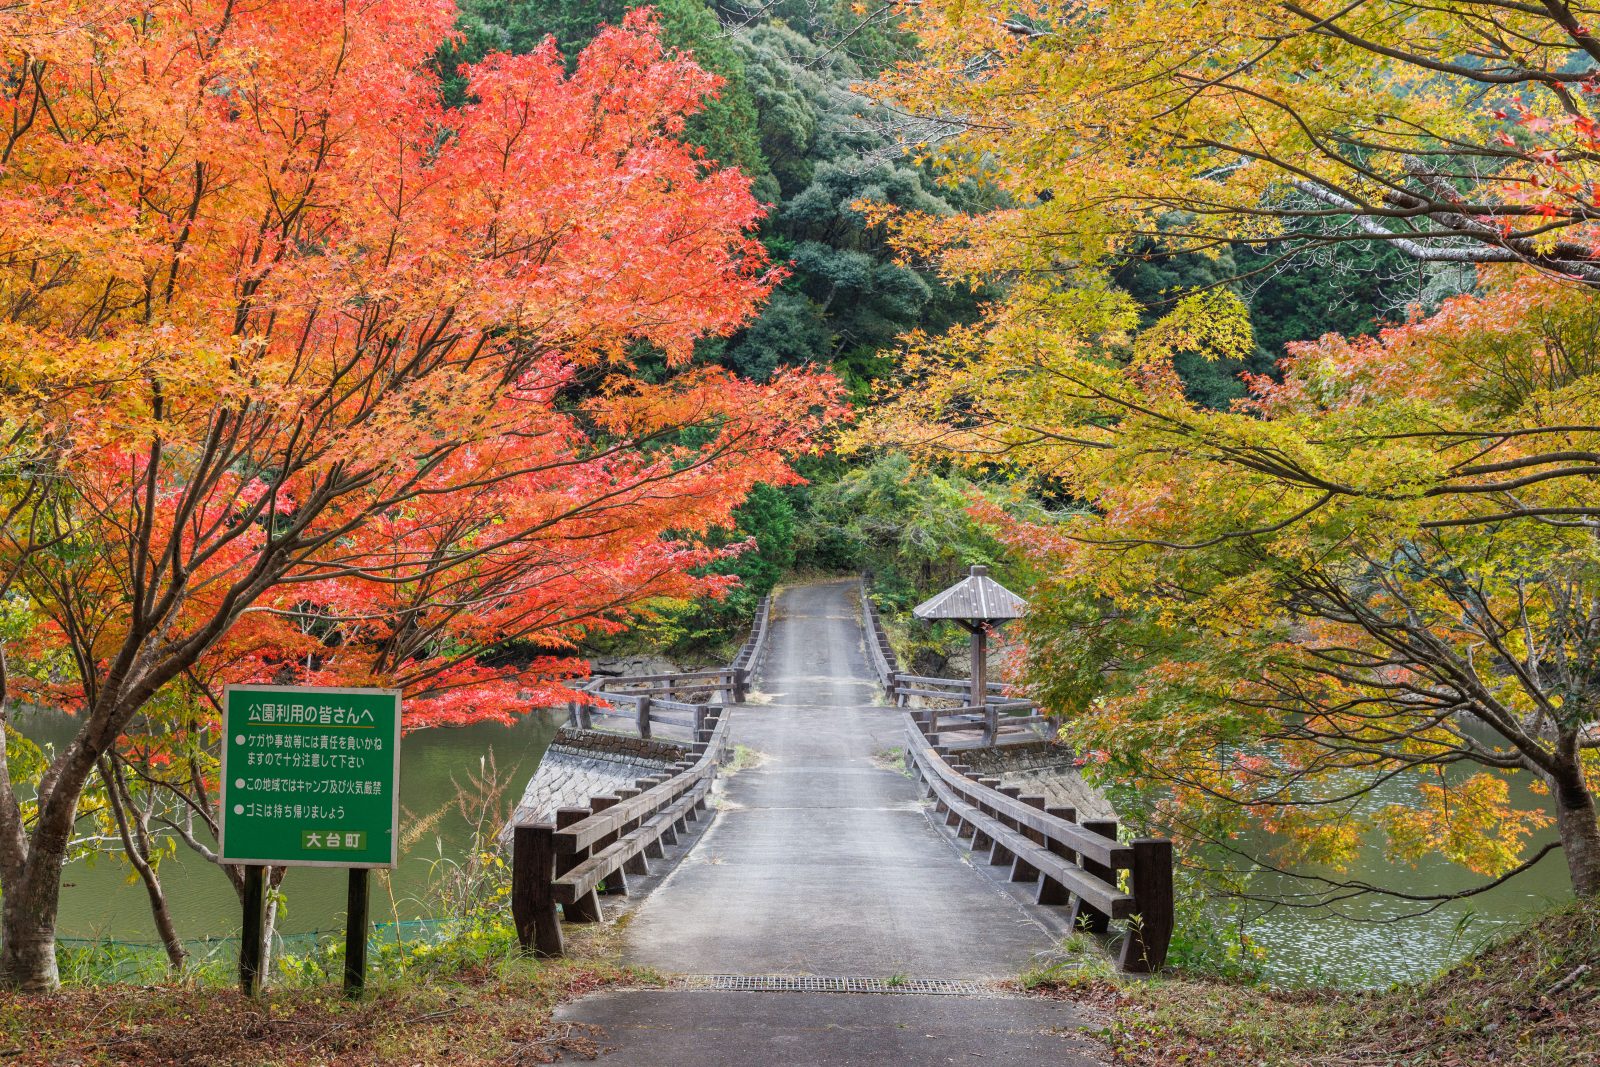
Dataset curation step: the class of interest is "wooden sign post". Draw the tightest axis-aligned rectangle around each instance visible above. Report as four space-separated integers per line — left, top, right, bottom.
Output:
219 685 402 998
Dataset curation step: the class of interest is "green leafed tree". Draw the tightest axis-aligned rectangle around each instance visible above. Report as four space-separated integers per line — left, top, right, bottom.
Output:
723 22 982 388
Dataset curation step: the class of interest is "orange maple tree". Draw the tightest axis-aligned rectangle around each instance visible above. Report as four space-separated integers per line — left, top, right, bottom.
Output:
0 1 840 990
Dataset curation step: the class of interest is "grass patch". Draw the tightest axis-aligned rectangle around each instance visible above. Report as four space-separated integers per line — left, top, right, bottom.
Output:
2 921 643 1066
722 744 768 774
1019 933 1115 991
1026 902 1598 1066
871 746 909 775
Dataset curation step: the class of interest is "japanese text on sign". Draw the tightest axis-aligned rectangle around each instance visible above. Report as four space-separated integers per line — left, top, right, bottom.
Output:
218 686 401 868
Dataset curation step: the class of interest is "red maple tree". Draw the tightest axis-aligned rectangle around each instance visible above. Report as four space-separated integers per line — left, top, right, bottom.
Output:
0 1 840 989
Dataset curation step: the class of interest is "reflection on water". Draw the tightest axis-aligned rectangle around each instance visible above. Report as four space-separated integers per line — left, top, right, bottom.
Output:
19 706 561 941
1235 765 1572 987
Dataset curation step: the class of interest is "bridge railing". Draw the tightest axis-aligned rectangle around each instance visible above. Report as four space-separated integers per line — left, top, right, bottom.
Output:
860 575 1049 744
858 577 900 694
902 711 1174 973
511 706 731 957
730 592 773 683
563 686 724 742
888 673 1052 747
565 591 774 734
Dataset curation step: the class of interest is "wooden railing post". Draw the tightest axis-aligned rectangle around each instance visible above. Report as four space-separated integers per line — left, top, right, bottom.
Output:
984 703 999 746
555 806 602 922
1071 819 1118 933
945 765 973 835
969 776 1001 853
636 695 652 739
588 794 626 895
578 701 593 730
1010 795 1045 884
986 785 1021 867
670 760 695 834
614 788 649 876
705 706 727 761
1118 839 1175 974
637 776 669 858
511 823 563 957
1039 806 1077 905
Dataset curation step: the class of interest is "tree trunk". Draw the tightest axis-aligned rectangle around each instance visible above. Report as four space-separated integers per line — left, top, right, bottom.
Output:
0 862 62 991
100 758 187 970
1553 763 1600 898
0 736 102 990
260 866 286 981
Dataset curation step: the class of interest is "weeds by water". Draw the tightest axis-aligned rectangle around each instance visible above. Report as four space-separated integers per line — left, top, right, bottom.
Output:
1028 902 1599 1067
1019 932 1112 991
17 754 646 1065
722 744 768 774
872 746 910 775
50 751 526 992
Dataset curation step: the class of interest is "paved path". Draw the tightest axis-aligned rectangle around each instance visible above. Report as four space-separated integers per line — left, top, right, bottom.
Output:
557 579 1103 1065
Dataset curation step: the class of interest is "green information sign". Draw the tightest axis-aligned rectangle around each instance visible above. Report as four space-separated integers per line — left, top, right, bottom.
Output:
218 685 401 869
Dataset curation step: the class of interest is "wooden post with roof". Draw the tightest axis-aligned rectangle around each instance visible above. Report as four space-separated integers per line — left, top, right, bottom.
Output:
912 565 1027 709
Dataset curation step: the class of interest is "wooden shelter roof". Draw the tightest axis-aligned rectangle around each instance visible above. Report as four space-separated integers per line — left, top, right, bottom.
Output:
912 565 1027 622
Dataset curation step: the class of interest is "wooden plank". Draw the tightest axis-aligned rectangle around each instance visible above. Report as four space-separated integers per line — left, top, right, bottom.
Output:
893 686 993 702
893 674 1010 691
894 700 1034 716
902 716 1132 868
553 778 711 904
920 771 1133 919
553 714 728 855
594 669 733 685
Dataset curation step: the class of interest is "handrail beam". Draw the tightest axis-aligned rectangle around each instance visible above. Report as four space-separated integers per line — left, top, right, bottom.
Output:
920 771 1133 919
553 713 728 855
553 777 712 903
904 718 1132 867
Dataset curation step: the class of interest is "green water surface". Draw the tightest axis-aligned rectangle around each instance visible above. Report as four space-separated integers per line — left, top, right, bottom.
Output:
19 706 561 945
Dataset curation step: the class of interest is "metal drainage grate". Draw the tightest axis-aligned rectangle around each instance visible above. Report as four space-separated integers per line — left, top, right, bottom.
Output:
697 974 986 995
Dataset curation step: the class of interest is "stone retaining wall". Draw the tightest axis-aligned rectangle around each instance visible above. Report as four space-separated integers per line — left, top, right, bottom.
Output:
502 727 694 840
551 728 690 767
956 741 1116 821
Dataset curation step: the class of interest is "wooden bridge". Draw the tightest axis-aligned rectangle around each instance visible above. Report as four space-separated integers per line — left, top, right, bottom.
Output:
506 577 1173 1063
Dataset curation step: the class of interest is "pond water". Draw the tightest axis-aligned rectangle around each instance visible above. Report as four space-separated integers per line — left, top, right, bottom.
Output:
18 706 562 944
1233 766 1572 987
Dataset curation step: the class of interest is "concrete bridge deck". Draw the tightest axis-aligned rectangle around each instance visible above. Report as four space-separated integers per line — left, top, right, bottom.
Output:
556 578 1104 1065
